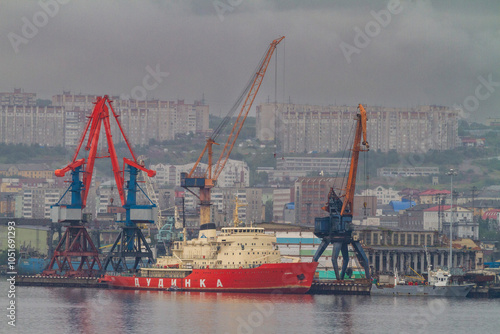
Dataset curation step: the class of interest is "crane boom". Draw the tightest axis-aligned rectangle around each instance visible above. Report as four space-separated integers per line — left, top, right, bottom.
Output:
53 96 153 208
213 36 285 180
340 104 369 216
182 36 284 227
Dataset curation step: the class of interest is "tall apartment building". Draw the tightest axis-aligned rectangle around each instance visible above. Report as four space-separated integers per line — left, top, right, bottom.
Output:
377 166 440 177
360 186 401 205
22 185 61 219
0 89 36 106
0 91 209 148
256 103 459 153
294 177 344 225
51 92 210 147
272 188 293 223
0 105 65 146
211 187 263 226
277 156 349 174
294 177 377 226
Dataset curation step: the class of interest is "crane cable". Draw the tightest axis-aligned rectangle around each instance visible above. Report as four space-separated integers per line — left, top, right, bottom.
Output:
364 135 370 216
211 48 269 141
274 38 286 160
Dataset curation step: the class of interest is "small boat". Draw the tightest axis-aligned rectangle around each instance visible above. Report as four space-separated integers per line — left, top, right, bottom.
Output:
17 252 50 275
371 267 474 297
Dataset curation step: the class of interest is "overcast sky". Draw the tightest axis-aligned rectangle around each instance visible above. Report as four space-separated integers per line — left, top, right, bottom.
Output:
1 0 499 120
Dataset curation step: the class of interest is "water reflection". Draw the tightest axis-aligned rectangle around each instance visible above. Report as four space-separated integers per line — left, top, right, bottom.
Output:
9 282 499 334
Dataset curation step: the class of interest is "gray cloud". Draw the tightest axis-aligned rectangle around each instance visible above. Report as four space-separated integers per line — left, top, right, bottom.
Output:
1 0 498 120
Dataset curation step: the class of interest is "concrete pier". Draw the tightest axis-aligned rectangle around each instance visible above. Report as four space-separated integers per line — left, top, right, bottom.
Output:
308 279 371 295
15 275 107 288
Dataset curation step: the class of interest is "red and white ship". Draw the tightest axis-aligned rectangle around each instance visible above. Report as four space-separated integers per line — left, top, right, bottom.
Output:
102 223 318 293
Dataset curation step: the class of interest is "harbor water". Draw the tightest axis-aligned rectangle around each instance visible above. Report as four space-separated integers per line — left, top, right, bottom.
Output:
1 280 499 334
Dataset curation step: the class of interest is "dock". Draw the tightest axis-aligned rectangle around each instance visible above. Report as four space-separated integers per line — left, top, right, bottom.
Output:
308 279 371 295
15 275 108 288
468 285 500 298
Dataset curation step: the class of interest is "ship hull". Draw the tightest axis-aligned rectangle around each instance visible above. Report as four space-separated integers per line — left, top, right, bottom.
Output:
371 283 474 297
103 262 318 294
17 258 50 275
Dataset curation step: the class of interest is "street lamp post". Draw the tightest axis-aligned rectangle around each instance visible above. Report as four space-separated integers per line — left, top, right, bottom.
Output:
447 168 458 269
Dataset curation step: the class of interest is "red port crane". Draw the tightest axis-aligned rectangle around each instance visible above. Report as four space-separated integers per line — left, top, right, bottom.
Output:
45 95 156 276
181 36 284 227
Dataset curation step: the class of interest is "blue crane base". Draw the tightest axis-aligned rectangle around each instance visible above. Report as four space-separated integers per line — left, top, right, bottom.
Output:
103 226 154 272
312 233 371 281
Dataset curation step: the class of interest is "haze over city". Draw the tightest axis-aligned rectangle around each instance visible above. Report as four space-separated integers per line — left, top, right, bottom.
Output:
0 0 499 119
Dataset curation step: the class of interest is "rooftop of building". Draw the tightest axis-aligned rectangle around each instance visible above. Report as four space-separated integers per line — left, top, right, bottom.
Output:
0 163 52 171
419 189 451 196
424 205 471 212
481 209 500 220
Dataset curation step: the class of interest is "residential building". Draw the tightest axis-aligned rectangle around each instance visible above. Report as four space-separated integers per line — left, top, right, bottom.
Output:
151 159 249 188
360 186 401 205
398 205 426 231
273 188 293 223
486 118 500 127
257 103 459 153
423 205 478 239
1 91 210 148
0 164 54 179
294 177 342 225
258 167 307 183
260 156 350 184
442 220 479 240
377 166 440 178
482 209 500 227
22 184 62 219
418 189 451 205
0 89 36 106
460 137 485 148
0 105 65 146
276 157 349 174
211 187 263 226
52 92 210 147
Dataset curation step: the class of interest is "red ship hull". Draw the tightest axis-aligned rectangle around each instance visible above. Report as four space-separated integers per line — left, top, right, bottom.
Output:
102 262 318 294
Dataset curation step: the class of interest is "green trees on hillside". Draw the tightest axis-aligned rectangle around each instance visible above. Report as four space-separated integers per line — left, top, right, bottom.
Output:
0 143 66 164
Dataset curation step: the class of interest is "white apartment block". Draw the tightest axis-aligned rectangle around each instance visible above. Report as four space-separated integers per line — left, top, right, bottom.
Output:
423 206 477 239
377 167 440 177
360 186 401 205
151 159 250 188
257 103 459 154
22 186 62 219
0 91 210 148
0 89 36 106
277 157 349 174
273 188 293 223
0 105 65 146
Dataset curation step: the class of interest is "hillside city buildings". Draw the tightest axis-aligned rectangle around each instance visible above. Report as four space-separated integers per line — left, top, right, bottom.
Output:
151 159 249 188
257 103 459 154
0 90 209 147
0 90 496 271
